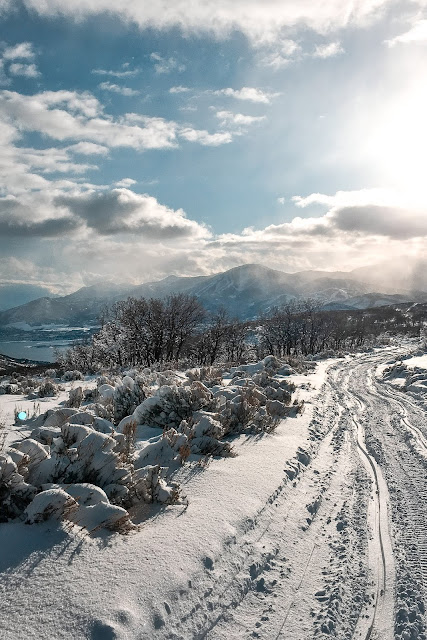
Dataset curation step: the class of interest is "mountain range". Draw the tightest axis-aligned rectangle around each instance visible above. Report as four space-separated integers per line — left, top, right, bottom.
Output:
0 261 426 327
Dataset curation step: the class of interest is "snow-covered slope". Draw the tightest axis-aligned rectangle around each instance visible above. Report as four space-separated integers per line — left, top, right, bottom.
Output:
1 263 426 326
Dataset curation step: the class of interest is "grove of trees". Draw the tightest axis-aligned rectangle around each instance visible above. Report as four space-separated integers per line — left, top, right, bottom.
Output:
57 294 427 372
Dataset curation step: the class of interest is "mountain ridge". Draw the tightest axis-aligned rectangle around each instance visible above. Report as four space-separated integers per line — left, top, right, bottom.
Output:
0 261 426 326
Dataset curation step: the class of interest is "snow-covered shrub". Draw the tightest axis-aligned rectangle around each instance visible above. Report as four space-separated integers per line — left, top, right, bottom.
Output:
45 369 58 379
217 384 283 435
133 464 180 504
134 427 189 468
218 385 260 434
188 412 234 456
113 375 146 423
0 382 20 395
133 381 213 430
25 488 77 523
68 386 83 408
63 370 84 382
118 419 137 463
0 453 36 521
83 387 99 403
187 367 223 387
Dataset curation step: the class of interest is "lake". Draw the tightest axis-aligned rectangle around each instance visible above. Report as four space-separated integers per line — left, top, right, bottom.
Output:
0 325 98 363
0 339 72 362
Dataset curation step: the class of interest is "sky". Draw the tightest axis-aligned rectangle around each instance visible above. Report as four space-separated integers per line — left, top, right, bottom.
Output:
1 0 427 298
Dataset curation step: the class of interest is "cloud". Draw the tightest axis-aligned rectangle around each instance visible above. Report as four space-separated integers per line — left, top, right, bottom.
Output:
179 127 233 146
114 178 137 187
312 41 344 58
98 81 139 96
259 38 301 68
0 257 83 294
0 89 239 153
150 53 185 74
201 188 427 273
215 110 266 126
386 20 427 47
8 62 40 78
67 141 109 155
1 1 397 46
0 197 79 236
169 86 191 93
0 187 210 248
214 87 279 104
55 188 210 239
277 197 285 204
92 66 140 77
2 42 35 60
330 205 427 239
0 89 178 150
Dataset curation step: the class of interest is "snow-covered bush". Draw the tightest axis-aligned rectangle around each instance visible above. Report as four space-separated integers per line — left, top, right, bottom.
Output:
25 488 77 523
133 464 180 504
83 387 99 403
113 375 146 423
45 369 58 379
68 386 83 408
133 381 213 430
187 367 223 387
187 412 234 456
0 382 20 395
38 379 58 398
216 384 283 435
63 370 84 382
0 452 36 521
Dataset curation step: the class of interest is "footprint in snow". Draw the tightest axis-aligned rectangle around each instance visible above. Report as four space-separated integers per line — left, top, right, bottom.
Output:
91 621 118 640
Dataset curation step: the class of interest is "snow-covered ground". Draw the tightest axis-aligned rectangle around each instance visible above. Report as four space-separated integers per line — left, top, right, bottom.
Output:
1 348 427 639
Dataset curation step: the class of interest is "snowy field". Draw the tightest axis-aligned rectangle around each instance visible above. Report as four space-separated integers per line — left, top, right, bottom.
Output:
1 347 427 639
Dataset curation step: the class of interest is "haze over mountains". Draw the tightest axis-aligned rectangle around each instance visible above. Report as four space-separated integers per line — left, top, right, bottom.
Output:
1 261 427 327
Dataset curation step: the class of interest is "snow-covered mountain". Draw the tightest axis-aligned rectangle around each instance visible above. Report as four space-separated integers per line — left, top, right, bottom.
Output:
0 262 426 326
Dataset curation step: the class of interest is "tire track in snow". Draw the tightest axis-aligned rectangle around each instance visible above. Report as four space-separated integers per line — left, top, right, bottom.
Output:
329 358 395 640
368 372 427 597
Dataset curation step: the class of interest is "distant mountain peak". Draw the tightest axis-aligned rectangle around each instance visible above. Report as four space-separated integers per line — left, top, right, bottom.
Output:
1 260 427 326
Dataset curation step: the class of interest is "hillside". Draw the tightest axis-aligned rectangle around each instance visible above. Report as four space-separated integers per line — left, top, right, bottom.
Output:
0 262 426 327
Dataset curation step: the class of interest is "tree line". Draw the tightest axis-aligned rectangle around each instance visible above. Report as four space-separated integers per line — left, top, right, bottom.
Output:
57 294 427 372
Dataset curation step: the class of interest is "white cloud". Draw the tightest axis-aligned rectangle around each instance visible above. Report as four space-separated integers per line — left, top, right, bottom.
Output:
67 142 109 155
386 20 427 47
98 81 139 96
2 1 397 46
92 66 140 77
259 38 302 68
214 87 279 104
150 53 185 74
0 90 178 150
169 86 191 93
277 197 286 204
312 41 344 58
215 110 266 126
3 42 35 60
9 62 40 78
115 178 137 187
179 127 233 146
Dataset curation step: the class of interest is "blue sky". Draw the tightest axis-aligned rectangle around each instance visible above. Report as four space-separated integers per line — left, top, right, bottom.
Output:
1 0 427 296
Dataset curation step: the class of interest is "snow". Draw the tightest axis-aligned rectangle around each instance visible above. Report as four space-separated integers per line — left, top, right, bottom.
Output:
1 349 423 639
402 353 427 370
0 356 329 638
